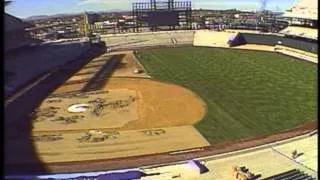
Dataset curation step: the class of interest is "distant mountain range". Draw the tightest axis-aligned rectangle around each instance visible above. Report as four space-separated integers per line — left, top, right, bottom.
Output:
24 10 131 21
24 14 79 21
23 8 280 21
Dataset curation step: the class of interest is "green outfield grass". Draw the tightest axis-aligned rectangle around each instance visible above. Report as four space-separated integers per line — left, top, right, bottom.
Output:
135 47 317 144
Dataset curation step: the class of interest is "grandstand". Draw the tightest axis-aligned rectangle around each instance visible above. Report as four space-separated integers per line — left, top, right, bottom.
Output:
191 0 318 63
280 0 318 40
5 42 92 99
277 0 318 61
279 26 317 40
282 0 318 20
4 13 41 52
262 169 315 180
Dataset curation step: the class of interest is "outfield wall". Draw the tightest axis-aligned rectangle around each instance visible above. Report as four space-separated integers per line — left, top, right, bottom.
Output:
238 33 318 54
101 30 317 55
101 30 195 50
193 30 317 55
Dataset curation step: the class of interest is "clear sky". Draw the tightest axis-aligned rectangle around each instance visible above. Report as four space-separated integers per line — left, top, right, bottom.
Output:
6 0 296 18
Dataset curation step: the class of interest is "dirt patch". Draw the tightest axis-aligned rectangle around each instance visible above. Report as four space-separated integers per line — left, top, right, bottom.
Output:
41 121 316 173
75 67 100 75
54 83 84 93
24 126 209 164
68 74 94 82
84 61 107 67
103 78 207 130
110 52 149 78
32 89 138 132
34 78 206 131
53 51 150 94
231 44 275 51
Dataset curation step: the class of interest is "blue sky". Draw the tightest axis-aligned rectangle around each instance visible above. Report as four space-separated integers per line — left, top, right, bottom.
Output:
6 0 296 18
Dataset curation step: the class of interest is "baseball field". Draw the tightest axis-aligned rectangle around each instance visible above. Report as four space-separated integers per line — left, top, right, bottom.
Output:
23 46 317 166
135 46 317 144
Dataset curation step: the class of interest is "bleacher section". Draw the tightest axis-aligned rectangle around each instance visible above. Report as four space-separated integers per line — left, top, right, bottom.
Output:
101 30 194 49
280 26 317 40
4 13 42 52
4 42 93 99
282 0 318 20
262 169 315 180
193 30 237 48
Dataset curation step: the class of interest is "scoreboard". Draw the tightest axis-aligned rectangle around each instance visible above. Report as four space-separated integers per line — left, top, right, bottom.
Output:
147 11 179 26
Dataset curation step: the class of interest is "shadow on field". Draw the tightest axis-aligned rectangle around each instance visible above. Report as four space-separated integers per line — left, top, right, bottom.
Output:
4 42 106 176
81 54 124 92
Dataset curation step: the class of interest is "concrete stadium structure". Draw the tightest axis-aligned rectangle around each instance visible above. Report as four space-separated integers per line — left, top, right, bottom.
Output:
5 0 317 179
101 30 195 50
9 28 315 179
100 28 317 63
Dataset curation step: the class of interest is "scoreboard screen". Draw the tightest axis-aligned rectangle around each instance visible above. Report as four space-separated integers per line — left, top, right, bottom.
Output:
147 11 179 26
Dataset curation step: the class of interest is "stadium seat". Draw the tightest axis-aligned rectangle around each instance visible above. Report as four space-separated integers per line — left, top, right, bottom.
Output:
279 26 317 40
262 169 315 180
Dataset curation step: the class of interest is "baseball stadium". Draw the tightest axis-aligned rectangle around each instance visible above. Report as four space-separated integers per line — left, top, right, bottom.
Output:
4 0 317 179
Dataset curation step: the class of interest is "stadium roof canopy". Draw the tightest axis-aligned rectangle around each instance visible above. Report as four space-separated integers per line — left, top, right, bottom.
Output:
282 0 318 20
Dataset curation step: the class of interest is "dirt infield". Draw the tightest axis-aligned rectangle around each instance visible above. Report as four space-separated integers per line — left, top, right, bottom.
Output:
50 52 207 130
32 89 138 131
40 120 316 173
26 126 209 163
105 78 207 130
53 51 150 93
75 67 100 75
109 51 150 78
68 74 93 82
34 78 206 131
54 83 84 93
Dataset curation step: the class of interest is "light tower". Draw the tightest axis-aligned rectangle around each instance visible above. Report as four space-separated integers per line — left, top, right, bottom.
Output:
151 0 156 10
168 0 174 10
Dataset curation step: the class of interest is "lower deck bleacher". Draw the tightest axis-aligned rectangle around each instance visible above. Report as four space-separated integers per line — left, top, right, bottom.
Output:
262 169 315 180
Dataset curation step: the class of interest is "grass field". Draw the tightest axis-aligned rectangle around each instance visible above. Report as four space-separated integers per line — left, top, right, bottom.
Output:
136 47 317 144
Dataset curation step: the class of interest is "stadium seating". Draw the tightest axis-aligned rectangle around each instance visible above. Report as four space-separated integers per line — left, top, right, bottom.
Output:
5 13 42 52
193 30 237 47
280 26 317 40
282 0 317 20
262 169 315 180
5 42 91 98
